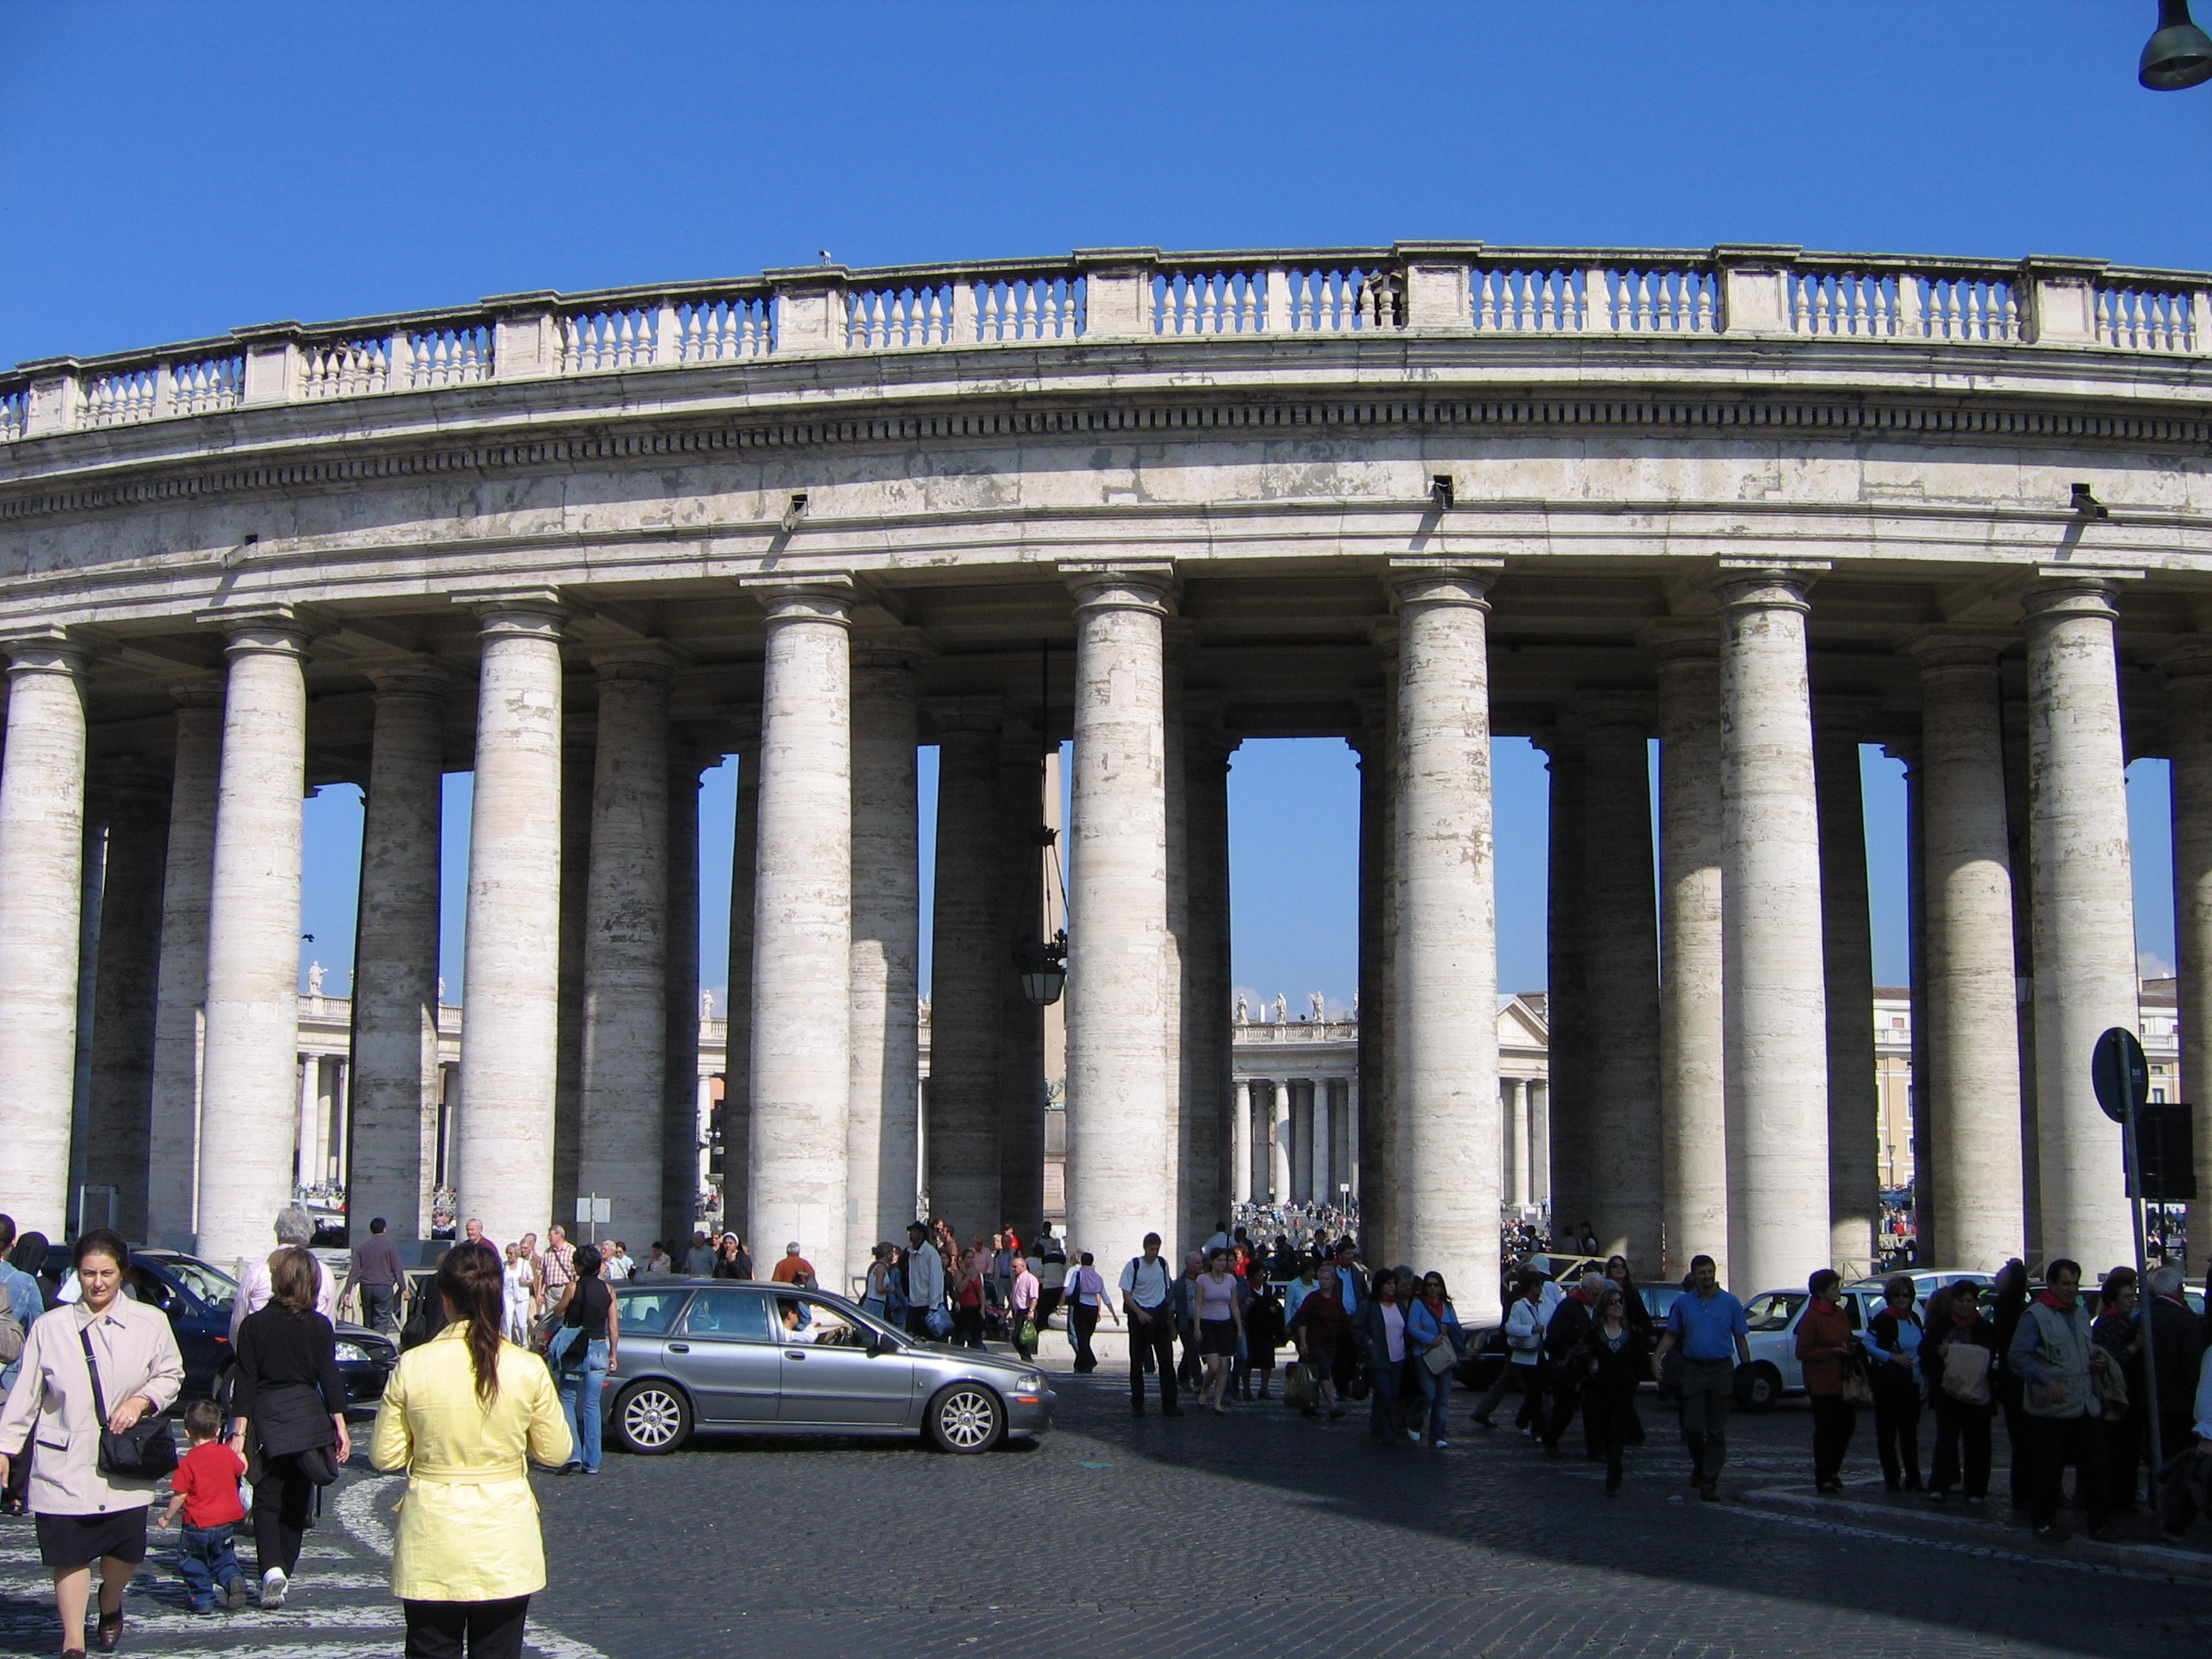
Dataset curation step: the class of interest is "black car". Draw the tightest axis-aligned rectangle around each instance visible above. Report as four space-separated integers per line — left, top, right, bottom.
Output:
123 1249 397 1414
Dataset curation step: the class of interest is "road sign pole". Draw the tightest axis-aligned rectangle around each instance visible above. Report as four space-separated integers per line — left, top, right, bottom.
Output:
2124 1105 2166 1479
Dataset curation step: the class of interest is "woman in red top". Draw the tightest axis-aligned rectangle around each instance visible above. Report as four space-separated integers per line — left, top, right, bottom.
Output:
1796 1268 1859 1494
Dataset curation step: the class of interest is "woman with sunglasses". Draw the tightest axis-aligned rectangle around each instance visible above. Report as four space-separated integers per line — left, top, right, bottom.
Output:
1581 1282 1652 1495
1405 1272 1467 1449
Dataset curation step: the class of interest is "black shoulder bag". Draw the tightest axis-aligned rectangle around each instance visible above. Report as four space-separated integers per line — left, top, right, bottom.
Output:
79 1323 178 1481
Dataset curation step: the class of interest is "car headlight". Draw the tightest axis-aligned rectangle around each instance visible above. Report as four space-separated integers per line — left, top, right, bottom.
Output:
1014 1374 1041 1394
334 1342 371 1365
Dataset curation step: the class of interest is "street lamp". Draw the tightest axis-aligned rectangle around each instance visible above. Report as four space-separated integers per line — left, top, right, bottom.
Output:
2142 0 2212 90
1019 928 1068 1007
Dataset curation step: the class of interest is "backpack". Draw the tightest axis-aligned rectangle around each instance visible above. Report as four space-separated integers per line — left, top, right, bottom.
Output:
0 1298 22 1365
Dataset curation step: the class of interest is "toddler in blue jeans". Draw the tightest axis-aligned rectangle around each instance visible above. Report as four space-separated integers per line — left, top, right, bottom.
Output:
160 1400 252 1612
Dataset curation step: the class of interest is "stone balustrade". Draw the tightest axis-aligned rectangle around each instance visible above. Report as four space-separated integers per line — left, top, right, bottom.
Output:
9 243 2209 442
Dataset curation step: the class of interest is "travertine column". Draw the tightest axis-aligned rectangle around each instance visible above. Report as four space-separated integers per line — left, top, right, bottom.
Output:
551 709 594 1229
2167 649 2212 1260
1716 568 1831 1297
1161 632 1190 1249
2023 576 2136 1275
1653 630 1728 1280
1534 732 1590 1248
1352 713 1394 1254
1181 701 1237 1246
577 649 672 1251
1289 1079 1315 1202
925 696 1005 1242
1529 1080 1551 1204
1579 699 1662 1272
1506 1077 1530 1208
196 613 314 1270
1814 717 1880 1280
661 740 708 1252
1910 635 2024 1272
1062 562 1173 1275
996 728 1047 1238
453 596 567 1249
1389 561 1502 1322
1231 1080 1252 1203
721 722 760 1243
2001 700 2042 1258
84 768 170 1239
1330 1078 1353 1202
1269 1080 1292 1201
347 661 446 1243
147 682 222 1247
851 641 921 1267
0 633 91 1232
745 578 854 1288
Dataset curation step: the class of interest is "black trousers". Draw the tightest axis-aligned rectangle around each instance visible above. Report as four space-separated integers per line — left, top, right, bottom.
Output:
1541 1382 1584 1452
252 1452 317 1577
1128 1312 1178 1409
1068 1302 1100 1371
1929 1396 1993 1498
1810 1394 1856 1486
2026 1412 2109 1530
1998 1375 2036 1508
404 1595 529 1659
1871 1376 1922 1488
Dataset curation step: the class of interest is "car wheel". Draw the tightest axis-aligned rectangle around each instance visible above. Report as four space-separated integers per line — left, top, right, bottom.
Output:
212 1362 236 1419
611 1380 690 1454
924 1382 1004 1454
1735 1365 1781 1412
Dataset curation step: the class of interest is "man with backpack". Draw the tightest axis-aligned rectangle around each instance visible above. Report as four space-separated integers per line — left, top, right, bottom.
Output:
1120 1233 1182 1417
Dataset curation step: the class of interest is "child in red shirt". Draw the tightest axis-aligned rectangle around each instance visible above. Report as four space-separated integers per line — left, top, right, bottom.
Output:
160 1400 251 1612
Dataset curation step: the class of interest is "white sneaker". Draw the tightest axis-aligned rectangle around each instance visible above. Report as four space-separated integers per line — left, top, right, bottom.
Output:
260 1569 288 1609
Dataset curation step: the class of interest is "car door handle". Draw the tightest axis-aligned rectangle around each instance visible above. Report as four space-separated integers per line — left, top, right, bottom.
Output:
784 1351 806 1360
667 1343 689 1353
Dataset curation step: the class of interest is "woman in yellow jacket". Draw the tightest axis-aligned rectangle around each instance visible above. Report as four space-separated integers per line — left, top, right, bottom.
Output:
370 1240 571 1658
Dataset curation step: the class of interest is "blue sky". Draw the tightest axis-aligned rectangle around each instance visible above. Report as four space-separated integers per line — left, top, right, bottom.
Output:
5 2 2200 1005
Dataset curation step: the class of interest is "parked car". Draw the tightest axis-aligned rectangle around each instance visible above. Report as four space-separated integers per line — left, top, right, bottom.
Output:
1842 1269 1994 1301
124 1248 398 1414
602 1280 1053 1455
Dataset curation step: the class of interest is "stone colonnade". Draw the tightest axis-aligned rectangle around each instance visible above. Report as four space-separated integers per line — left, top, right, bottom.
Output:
0 561 2163 1307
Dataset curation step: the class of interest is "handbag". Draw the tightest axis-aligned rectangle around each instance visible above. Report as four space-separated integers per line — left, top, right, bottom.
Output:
1837 1353 1875 1409
1940 1338 1993 1406
78 1324 178 1481
1421 1339 1457 1377
2093 1354 2130 1415
1284 1362 1319 1412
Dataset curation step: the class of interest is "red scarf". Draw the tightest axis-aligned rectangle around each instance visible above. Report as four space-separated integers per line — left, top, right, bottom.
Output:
2034 1289 2073 1313
1951 1302 1979 1330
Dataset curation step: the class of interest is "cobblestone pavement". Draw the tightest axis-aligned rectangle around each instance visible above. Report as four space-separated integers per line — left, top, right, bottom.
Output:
8 1367 2212 1659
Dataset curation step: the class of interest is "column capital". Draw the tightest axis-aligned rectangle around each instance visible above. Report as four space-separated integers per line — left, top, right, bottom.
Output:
1639 616 1720 661
451 588 568 641
587 643 678 683
923 693 1003 736
168 675 225 711
1711 560 1828 613
2022 570 2140 621
740 572 855 627
850 627 929 672
1880 736 1921 770
1811 694 1883 741
1366 615 1401 656
1382 556 1502 611
2160 633 2212 687
1573 692 1654 733
194 604 317 660
359 655 454 701
1526 725 1584 762
1060 561 1176 614
0 626 92 679
1901 626 2012 671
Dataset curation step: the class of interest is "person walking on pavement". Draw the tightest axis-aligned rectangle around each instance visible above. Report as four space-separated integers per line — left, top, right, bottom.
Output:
0 1227 183 1658
1327 1242 1368 1404
233 1246 351 1610
1650 1253 1749 1501
1193 1249 1243 1414
2091 1270 2144 1510
1406 1272 1467 1449
902 1222 946 1341
1470 1269 1546 1435
1540 1272 1601 1459
1582 1282 1652 1495
370 1237 572 1658
1287 1269 1348 1420
1797 1268 1859 1495
343 1217 409 1336
2009 1257 2116 1542
1923 1281 1999 1505
545 1245 618 1476
1064 1251 1114 1372
683 1232 716 1277
1354 1270 1410 1445
1120 1234 1182 1417
1865 1273 1926 1493
1009 1251 1041 1365
2146 1264 2207 1468
230 1208 338 1340
1172 1253 1206 1391
538 1227 575 1311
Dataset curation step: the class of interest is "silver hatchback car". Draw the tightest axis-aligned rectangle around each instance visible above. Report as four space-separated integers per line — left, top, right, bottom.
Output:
602 1280 1055 1455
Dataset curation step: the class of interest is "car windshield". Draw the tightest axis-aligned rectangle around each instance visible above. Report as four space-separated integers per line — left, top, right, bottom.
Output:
160 1257 237 1313
1743 1292 1806 1332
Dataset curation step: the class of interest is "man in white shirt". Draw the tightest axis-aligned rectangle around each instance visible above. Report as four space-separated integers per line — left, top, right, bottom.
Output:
1119 1232 1182 1417
1063 1250 1115 1372
902 1221 945 1340
229 1206 338 1342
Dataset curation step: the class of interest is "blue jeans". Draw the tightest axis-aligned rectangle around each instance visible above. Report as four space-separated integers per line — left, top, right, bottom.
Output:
556 1337 608 1470
1415 1355 1453 1437
176 1523 244 1609
1367 1361 1404 1441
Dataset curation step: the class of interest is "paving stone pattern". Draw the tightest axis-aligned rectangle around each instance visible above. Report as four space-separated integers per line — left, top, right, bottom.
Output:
7 1372 2212 1659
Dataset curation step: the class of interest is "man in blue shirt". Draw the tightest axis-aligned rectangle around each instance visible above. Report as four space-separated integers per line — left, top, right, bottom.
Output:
1650 1254 1749 1500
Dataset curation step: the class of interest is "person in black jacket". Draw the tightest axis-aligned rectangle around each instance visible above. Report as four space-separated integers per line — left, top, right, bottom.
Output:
1865 1275 1926 1493
1581 1283 1653 1495
1540 1272 1602 1460
231 1246 348 1609
1921 1280 2000 1504
2145 1266 2208 1464
1990 1259 2034 1511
